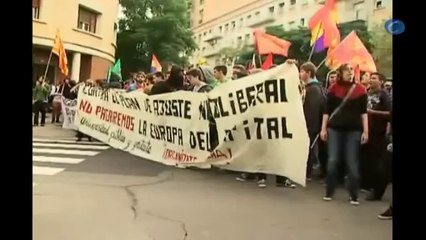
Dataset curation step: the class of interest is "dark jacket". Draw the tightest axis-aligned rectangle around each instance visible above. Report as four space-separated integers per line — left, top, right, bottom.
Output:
150 81 177 95
326 83 367 132
303 81 325 136
191 84 213 93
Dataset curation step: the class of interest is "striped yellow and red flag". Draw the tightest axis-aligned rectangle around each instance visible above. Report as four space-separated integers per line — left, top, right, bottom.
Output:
52 29 69 77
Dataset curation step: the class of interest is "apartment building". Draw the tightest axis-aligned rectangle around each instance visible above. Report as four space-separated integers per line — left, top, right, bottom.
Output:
33 0 120 83
188 0 392 65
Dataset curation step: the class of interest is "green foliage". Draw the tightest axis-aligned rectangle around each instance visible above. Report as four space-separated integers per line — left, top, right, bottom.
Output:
370 21 392 77
117 0 197 77
236 20 374 81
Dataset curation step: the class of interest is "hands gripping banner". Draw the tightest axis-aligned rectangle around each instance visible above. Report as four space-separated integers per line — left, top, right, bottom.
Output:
61 97 77 129
75 63 310 186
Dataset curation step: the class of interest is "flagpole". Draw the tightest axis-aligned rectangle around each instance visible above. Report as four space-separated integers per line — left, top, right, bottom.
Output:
308 22 323 62
42 50 54 82
257 54 263 67
317 56 328 69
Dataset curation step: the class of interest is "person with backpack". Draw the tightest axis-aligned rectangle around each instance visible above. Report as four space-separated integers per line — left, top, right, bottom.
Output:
299 62 326 181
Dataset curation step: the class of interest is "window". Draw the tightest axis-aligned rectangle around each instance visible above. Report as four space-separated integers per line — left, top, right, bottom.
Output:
269 6 275 14
247 15 252 20
354 3 365 20
239 18 244 27
209 29 212 33
199 9 204 24
290 0 296 5
237 36 243 45
300 18 305 26
245 34 250 41
219 26 223 32
203 32 207 36
225 23 229 32
278 2 285 14
255 11 260 16
375 0 383 8
78 6 98 33
32 0 40 19
202 47 206 52
232 21 236 29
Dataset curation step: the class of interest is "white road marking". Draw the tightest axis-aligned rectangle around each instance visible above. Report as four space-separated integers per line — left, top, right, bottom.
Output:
33 143 109 150
33 155 85 164
33 148 99 156
33 138 107 145
33 166 65 176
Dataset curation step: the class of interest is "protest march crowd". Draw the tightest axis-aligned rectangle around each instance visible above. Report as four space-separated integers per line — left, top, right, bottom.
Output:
33 60 393 220
32 0 392 222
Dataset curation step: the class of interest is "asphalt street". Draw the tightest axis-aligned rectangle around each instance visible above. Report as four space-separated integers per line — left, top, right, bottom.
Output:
33 126 392 240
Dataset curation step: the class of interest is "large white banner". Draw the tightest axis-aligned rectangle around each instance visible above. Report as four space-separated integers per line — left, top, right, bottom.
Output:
75 63 309 185
61 97 77 129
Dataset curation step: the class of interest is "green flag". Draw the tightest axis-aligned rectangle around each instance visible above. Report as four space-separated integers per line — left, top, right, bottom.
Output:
107 59 122 82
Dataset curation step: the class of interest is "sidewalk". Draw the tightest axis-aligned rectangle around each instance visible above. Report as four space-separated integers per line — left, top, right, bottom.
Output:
33 114 76 139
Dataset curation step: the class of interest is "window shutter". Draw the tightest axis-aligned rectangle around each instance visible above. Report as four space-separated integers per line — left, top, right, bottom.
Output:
33 0 40 8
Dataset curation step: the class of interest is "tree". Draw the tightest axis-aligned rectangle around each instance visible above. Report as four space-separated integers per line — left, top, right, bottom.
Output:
370 21 392 77
236 20 374 81
219 45 254 66
117 0 197 77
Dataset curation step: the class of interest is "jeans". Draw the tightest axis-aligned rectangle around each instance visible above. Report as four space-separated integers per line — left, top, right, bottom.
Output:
371 149 392 199
326 128 361 200
306 133 319 179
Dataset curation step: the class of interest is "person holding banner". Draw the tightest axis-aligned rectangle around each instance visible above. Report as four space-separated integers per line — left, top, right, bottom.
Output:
186 68 213 93
150 65 185 95
320 63 368 205
299 62 326 181
33 77 51 127
153 72 165 83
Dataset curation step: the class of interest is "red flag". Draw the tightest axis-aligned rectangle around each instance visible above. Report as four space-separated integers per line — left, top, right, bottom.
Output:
254 30 291 57
261 53 274 70
247 53 256 70
326 31 377 72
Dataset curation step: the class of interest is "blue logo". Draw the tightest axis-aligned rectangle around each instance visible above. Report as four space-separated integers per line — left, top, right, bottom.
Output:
385 19 405 35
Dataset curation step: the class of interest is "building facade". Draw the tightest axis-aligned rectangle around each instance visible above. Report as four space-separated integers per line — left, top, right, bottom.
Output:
189 0 392 65
32 0 120 83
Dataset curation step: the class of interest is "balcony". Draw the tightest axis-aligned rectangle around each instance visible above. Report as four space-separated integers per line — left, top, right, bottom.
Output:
204 31 223 42
355 10 368 21
203 47 221 57
246 14 275 27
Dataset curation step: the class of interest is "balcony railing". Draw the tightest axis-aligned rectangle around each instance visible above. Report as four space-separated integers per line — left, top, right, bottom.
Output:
203 47 221 57
246 14 275 27
204 31 223 42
